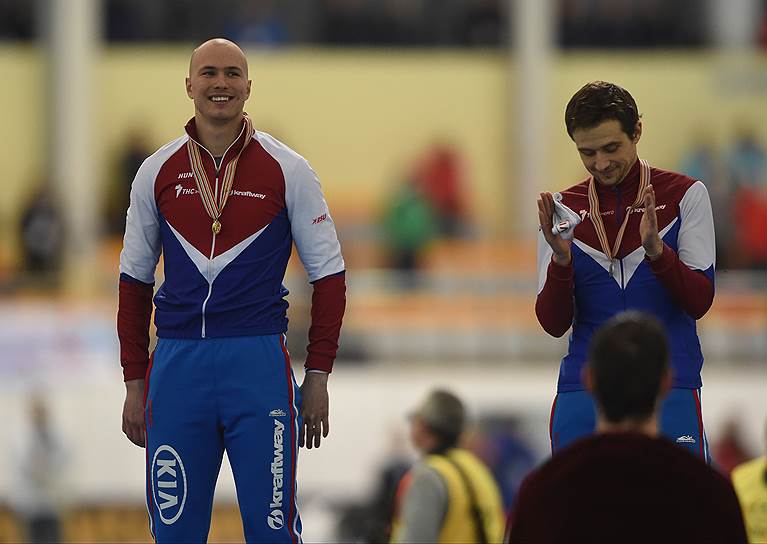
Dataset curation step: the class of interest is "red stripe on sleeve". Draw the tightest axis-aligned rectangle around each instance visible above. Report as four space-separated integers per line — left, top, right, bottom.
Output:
535 259 575 338
648 244 714 319
118 279 154 381
305 273 346 373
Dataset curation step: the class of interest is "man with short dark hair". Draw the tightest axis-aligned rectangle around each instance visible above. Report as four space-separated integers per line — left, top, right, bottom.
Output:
508 312 747 544
536 81 716 458
390 390 505 543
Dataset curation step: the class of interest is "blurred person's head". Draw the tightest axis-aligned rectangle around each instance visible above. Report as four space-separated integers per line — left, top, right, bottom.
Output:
186 38 251 126
583 311 671 436
409 389 466 454
27 393 50 432
565 81 642 187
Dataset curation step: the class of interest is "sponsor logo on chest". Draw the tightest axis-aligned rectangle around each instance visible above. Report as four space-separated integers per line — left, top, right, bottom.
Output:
578 204 666 222
174 182 266 200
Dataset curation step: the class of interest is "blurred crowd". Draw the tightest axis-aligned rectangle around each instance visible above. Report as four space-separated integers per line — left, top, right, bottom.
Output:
2 0 767 48
679 125 767 270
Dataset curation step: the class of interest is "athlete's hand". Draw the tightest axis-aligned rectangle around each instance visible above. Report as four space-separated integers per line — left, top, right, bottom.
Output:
538 192 572 266
300 372 329 450
640 184 663 260
122 378 146 448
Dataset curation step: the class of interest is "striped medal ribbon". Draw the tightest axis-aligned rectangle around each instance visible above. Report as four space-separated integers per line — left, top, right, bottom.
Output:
587 159 651 276
186 115 255 235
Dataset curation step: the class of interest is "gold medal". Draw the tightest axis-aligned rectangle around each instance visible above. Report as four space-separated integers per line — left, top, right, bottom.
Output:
212 219 221 235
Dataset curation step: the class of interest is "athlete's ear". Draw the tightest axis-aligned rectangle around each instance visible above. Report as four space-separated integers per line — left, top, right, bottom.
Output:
186 77 193 99
245 79 251 100
632 120 642 144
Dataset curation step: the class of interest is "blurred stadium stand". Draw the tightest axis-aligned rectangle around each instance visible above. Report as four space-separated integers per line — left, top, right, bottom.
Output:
2 0 755 48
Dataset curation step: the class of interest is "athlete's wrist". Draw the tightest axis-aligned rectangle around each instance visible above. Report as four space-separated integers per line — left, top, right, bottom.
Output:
645 239 664 261
125 378 146 392
304 371 329 384
552 252 572 267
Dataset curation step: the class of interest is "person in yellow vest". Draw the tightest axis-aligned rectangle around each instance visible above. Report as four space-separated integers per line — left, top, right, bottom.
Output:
731 421 767 543
390 389 505 543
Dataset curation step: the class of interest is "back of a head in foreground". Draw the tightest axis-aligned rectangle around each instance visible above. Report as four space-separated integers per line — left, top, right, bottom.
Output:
588 311 669 424
508 314 749 543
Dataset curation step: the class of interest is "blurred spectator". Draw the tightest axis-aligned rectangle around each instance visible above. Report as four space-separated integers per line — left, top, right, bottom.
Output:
390 389 505 543
465 415 537 511
713 417 755 476
731 420 767 543
18 181 64 281
732 188 767 268
380 178 438 275
413 142 470 237
680 135 721 193
727 125 767 191
10 394 70 544
679 135 732 268
727 126 767 268
509 312 748 543
106 129 153 237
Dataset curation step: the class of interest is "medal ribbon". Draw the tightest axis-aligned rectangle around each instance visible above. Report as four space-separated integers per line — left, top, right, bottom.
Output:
587 159 651 266
186 115 254 233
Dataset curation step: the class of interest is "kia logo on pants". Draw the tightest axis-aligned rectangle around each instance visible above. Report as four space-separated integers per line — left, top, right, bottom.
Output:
267 509 284 530
151 445 188 525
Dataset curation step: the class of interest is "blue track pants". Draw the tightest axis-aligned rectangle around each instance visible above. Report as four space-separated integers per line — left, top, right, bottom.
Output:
549 388 710 463
144 335 303 543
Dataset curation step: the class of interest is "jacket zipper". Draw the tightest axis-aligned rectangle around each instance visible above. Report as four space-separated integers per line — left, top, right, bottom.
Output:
191 130 241 338
201 171 219 338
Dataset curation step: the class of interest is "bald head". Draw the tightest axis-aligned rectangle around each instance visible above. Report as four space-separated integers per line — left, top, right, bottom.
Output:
185 37 251 127
189 38 249 78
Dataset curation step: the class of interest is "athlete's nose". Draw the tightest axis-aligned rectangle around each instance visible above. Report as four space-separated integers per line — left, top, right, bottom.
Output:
212 72 227 89
595 153 611 172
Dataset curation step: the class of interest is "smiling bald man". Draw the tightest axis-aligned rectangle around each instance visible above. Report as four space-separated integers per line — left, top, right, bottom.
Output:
117 38 346 543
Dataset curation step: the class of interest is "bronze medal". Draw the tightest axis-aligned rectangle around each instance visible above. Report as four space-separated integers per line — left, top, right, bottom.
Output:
187 115 254 238
587 159 651 272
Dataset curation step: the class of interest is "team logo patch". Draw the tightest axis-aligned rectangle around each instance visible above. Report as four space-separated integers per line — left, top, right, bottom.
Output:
175 184 198 198
152 444 188 525
676 435 696 444
269 408 287 417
